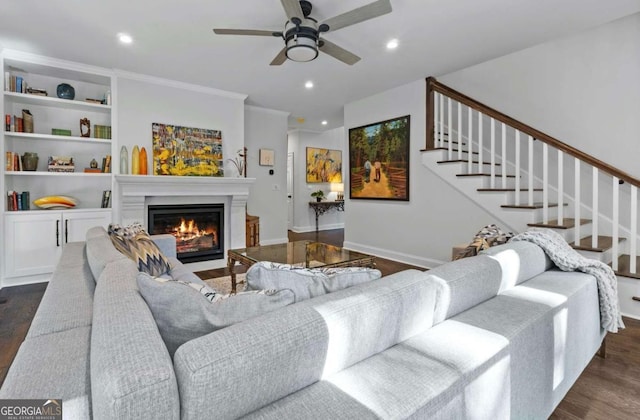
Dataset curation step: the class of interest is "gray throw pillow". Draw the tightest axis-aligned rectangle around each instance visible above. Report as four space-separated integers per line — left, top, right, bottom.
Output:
137 272 295 356
245 261 382 302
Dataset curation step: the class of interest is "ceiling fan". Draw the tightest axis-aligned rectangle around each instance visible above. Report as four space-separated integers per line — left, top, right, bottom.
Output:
213 0 392 65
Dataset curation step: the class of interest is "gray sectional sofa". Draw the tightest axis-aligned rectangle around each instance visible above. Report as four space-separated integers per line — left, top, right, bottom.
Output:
0 227 605 419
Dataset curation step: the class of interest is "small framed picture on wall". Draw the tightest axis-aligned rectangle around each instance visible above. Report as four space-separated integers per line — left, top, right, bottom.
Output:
259 149 275 166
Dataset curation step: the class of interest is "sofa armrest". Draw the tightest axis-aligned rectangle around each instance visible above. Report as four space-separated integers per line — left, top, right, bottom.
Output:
152 234 177 259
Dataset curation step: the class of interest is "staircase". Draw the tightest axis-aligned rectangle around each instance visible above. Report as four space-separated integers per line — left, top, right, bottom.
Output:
422 77 640 314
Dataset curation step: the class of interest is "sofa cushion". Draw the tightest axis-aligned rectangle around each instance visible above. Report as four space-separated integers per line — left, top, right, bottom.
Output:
0 326 93 420
480 240 554 286
137 272 295 356
108 225 171 277
245 261 381 301
173 269 437 420
86 226 127 282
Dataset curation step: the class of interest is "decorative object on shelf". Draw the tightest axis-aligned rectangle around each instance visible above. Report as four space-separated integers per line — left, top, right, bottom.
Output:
56 83 75 100
104 89 112 106
51 128 72 136
227 148 246 177
259 148 275 166
90 158 98 169
22 109 33 133
131 145 140 175
85 98 103 104
33 195 77 209
85 158 101 173
306 147 342 183
139 147 148 175
101 190 111 208
332 183 345 201
47 156 75 173
349 115 410 201
102 155 112 173
120 146 128 174
311 189 325 202
21 152 38 171
26 87 47 96
152 122 223 176
80 117 91 137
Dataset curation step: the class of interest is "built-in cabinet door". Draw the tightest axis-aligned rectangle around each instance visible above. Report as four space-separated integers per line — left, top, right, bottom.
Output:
64 210 111 243
4 213 63 278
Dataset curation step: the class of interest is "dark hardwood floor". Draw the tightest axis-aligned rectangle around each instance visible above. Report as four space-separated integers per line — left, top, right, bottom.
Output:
1 228 639 419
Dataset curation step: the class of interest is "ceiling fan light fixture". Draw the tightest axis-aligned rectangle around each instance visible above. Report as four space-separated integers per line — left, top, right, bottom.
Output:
286 36 318 62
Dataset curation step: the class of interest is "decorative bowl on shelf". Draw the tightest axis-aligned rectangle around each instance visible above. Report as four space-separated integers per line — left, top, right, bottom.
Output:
56 83 75 100
33 195 77 209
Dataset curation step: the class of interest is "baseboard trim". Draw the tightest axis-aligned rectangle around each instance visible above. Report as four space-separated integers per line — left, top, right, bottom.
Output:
260 237 289 246
1 273 51 290
290 223 345 233
342 241 445 270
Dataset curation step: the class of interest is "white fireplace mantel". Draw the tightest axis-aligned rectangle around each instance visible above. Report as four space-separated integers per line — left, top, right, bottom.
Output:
114 175 256 258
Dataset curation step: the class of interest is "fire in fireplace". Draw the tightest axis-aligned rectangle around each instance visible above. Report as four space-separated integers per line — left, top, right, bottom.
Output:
148 204 224 263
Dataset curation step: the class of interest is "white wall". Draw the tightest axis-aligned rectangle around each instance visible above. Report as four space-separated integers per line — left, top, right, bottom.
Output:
116 73 246 177
344 80 498 267
440 12 640 178
288 127 346 232
245 105 289 244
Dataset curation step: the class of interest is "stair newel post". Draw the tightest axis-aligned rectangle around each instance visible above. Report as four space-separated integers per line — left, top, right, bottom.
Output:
528 135 534 206
433 91 440 148
478 113 483 175
592 167 599 249
439 92 444 149
631 186 637 273
447 97 453 160
514 130 521 206
543 143 549 224
557 150 564 225
490 118 496 188
501 123 507 189
467 107 473 174
574 158 581 246
426 77 435 150
457 102 463 161
612 176 619 271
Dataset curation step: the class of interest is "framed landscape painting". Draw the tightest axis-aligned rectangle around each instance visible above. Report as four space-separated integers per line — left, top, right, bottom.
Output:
152 122 224 176
306 147 343 183
348 115 410 200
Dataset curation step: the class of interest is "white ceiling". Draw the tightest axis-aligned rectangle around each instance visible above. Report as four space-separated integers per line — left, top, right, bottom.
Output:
2 0 639 132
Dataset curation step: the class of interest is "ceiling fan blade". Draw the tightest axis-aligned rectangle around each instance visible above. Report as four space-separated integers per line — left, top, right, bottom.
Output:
321 0 392 32
280 0 304 22
319 39 361 65
270 48 288 66
213 29 279 37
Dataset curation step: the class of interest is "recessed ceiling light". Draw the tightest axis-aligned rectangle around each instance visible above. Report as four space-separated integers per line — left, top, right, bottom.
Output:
386 39 398 50
118 33 133 44
321 120 328 125
297 117 305 124
304 81 314 89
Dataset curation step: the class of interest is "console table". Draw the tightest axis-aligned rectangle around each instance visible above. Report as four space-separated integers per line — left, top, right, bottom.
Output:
309 200 344 232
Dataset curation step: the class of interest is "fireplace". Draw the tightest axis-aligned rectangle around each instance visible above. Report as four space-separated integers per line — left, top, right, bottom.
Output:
148 204 224 263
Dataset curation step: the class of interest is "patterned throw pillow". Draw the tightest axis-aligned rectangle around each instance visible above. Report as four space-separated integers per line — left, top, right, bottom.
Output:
453 224 514 260
136 272 295 356
108 223 171 277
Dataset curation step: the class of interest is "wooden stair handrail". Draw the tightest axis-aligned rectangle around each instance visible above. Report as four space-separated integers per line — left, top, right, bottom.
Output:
425 77 640 188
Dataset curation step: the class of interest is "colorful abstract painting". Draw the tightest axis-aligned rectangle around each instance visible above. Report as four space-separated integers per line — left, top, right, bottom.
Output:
152 122 223 176
306 147 342 183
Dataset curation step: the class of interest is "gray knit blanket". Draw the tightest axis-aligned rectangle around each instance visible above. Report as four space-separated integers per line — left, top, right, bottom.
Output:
512 228 624 333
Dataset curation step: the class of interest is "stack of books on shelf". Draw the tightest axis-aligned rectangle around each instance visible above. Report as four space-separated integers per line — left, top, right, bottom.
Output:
5 152 23 171
47 156 75 173
4 73 27 93
93 125 111 139
101 190 111 208
7 191 30 211
101 155 112 173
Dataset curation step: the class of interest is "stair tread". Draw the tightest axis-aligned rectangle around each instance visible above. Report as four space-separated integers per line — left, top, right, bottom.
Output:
427 147 479 155
437 159 501 165
457 173 518 178
528 218 591 229
501 202 568 209
572 235 625 252
613 255 640 279
441 139 467 145
477 188 543 192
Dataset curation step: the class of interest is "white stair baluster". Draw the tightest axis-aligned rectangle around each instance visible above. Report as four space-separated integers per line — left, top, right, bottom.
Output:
631 186 637 273
457 102 462 161
515 130 520 206
501 123 507 189
434 92 440 147
543 143 549 223
592 168 599 249
439 92 444 148
468 107 473 173
557 150 564 225
478 113 483 174
490 118 496 188
528 135 534 206
574 158 581 246
612 176 619 271
447 97 453 160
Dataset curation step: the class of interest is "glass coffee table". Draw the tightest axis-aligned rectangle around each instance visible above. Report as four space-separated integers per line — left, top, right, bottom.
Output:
227 241 376 293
